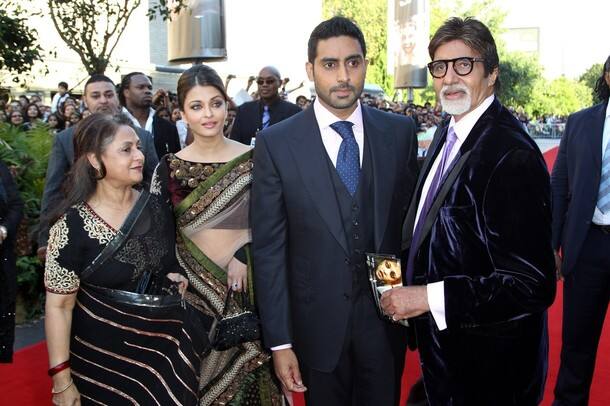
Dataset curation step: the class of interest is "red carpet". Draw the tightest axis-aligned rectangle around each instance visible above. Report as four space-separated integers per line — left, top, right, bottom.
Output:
1 147 608 405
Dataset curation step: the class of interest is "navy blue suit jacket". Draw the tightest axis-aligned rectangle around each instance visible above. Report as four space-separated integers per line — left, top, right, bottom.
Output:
551 101 608 275
251 106 418 371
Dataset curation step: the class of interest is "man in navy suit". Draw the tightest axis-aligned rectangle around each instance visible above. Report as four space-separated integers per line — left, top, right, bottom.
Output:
230 66 301 146
251 17 418 405
382 17 555 405
552 56 610 406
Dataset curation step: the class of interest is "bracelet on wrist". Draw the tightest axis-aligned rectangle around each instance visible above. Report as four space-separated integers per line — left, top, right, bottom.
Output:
48 360 70 377
51 378 74 395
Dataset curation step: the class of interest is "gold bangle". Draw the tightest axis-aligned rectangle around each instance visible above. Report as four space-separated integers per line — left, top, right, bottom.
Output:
51 378 73 394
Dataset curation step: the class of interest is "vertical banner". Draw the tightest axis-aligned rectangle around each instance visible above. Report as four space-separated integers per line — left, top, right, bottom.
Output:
388 0 429 89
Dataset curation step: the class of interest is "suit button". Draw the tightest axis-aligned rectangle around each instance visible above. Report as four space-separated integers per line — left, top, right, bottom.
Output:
352 204 358 211
353 220 359 226
343 293 350 300
353 234 359 240
344 258 350 264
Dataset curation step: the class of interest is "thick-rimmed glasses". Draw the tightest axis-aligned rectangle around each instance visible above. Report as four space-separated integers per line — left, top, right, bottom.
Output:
427 57 485 78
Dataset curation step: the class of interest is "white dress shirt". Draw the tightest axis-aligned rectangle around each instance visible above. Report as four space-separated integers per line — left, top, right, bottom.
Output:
592 102 610 225
51 92 69 113
314 98 365 167
416 94 495 331
123 107 155 135
271 99 365 352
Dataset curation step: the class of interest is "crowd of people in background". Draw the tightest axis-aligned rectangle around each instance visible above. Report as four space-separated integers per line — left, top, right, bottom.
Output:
1 75 572 143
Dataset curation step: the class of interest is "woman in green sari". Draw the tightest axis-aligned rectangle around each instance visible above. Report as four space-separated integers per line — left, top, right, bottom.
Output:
152 65 283 405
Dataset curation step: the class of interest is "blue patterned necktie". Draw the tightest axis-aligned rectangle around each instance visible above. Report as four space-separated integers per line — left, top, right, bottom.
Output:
406 127 458 284
597 140 610 213
330 121 360 196
262 105 270 129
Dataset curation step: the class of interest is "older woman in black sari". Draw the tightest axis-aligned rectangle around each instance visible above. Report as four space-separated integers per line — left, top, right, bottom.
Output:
44 113 206 405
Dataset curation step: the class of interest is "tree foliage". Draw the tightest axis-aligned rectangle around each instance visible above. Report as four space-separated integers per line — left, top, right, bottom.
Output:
44 0 189 75
527 77 592 117
0 5 43 79
497 52 541 109
579 63 603 104
323 0 393 94
47 0 142 75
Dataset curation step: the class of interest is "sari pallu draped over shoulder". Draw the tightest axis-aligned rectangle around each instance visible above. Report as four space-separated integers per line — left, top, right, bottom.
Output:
155 151 282 405
60 191 209 405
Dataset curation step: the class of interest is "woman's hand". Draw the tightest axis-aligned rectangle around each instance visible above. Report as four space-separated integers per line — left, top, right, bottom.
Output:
166 273 188 295
52 383 80 405
227 256 247 292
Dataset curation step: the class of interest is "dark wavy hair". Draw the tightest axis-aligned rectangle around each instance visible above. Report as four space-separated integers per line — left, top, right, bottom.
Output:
595 56 610 102
48 113 136 225
429 17 500 91
176 64 228 111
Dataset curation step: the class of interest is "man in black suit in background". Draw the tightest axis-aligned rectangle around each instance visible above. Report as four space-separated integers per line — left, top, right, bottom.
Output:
552 56 610 406
252 17 418 405
120 72 181 158
230 66 301 146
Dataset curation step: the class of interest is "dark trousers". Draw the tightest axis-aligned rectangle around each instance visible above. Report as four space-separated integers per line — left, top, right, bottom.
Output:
300 292 407 406
553 226 610 406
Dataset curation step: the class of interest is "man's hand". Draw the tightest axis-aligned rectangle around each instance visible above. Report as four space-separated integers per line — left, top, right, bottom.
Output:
380 286 430 320
152 88 169 107
554 250 563 281
272 349 307 393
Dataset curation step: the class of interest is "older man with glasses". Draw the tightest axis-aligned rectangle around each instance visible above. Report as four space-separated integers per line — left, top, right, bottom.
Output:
230 66 301 146
381 17 556 405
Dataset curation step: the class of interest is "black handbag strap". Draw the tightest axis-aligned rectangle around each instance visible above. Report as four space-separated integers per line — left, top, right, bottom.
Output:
80 190 151 282
220 288 251 317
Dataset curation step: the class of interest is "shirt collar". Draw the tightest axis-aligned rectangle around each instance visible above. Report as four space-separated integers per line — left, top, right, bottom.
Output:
605 101 610 118
448 93 495 143
313 98 363 131
122 106 155 128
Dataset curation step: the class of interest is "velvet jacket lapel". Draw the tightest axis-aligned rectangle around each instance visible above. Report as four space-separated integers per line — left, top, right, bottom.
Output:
288 107 349 254
401 125 446 250
403 99 503 254
361 106 397 252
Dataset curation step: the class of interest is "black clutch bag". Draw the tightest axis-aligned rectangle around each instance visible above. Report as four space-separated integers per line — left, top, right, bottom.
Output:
209 288 260 351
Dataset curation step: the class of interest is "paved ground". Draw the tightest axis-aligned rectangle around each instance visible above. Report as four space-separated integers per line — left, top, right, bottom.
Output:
14 317 45 351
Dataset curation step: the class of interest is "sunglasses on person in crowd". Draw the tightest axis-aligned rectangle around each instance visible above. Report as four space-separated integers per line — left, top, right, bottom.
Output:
256 78 277 86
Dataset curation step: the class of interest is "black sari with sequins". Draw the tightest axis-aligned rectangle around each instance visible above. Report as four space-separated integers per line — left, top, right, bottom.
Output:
44 190 208 405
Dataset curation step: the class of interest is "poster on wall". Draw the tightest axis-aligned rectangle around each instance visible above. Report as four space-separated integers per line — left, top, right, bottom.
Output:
388 0 429 89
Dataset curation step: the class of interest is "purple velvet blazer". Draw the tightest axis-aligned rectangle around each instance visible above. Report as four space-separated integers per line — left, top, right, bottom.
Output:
402 98 556 405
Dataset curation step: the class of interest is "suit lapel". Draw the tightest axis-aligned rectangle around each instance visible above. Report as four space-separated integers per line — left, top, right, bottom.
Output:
414 99 501 252
401 125 446 249
362 107 396 251
413 150 472 254
589 102 607 173
288 108 349 254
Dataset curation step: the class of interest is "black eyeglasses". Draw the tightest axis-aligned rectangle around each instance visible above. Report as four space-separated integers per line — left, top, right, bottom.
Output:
427 57 485 78
256 78 277 86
